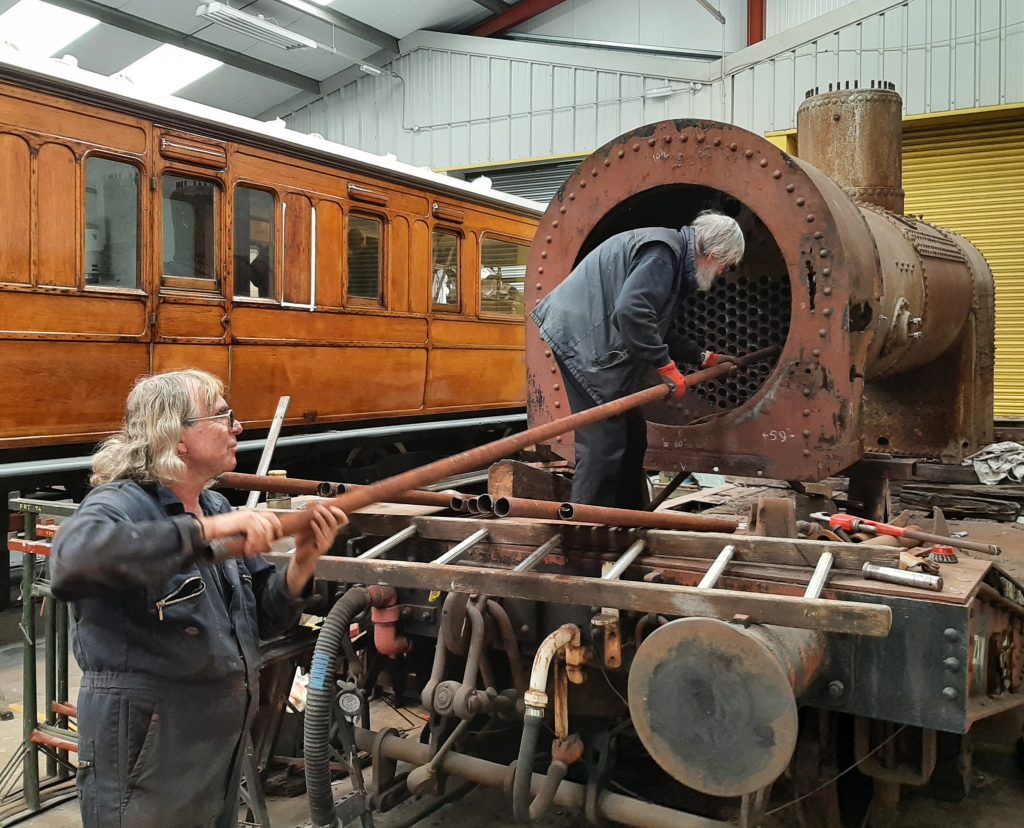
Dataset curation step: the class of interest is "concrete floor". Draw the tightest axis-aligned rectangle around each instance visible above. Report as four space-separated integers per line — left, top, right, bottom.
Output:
0 513 1022 826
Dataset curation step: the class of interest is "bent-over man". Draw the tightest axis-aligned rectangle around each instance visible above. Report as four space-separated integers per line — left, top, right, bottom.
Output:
531 210 745 509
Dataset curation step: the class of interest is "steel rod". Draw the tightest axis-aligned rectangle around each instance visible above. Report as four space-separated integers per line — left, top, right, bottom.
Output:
218 472 333 498
862 562 943 592
358 525 419 560
493 497 562 520
211 346 779 559
697 544 737 589
433 529 491 566
602 539 647 581
559 502 739 533
804 552 835 599
513 535 562 573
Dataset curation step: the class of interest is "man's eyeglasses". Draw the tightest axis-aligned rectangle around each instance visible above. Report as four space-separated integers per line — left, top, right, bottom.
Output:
184 409 238 428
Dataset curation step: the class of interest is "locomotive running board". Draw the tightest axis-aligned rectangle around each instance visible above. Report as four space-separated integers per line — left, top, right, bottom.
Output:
301 553 892 637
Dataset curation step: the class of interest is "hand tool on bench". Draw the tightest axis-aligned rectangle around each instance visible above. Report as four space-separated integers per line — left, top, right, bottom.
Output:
810 512 1000 557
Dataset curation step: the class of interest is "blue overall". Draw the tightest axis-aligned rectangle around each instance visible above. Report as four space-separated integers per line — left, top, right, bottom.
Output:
50 481 306 828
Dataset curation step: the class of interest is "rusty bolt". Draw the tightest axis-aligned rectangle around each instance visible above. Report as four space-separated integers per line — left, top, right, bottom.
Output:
819 249 829 257
537 284 543 292
944 657 960 671
559 206 567 213
554 401 561 408
538 267 544 274
802 387 811 397
828 680 845 698
822 267 831 276
942 687 958 701
617 150 625 158
803 409 812 417
759 158 768 167
745 149 753 158
819 328 827 337
546 236 552 243
823 308 833 317
632 144 640 152
552 221 559 228
553 383 560 391
569 193 575 200
555 436 562 443
785 182 794 191
772 170 781 179
648 138 656 147
806 214 816 222
814 231 823 239
520 625 530 636
541 251 548 258
823 286 833 296
832 112 841 121
812 348 820 357
802 449 811 457
797 197 806 206
803 429 811 437
696 133 705 143
544 349 551 357
943 628 959 642
680 134 689 142
550 365 557 373
663 135 672 143
579 181 587 188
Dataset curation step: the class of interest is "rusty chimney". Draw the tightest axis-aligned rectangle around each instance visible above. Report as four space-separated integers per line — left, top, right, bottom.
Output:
796 81 905 214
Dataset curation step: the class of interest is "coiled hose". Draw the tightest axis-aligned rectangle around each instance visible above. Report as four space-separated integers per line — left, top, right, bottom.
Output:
305 587 372 828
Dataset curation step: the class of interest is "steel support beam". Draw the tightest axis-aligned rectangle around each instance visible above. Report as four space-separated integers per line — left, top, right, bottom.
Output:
470 0 513 14
468 0 566 38
271 0 399 52
43 0 321 94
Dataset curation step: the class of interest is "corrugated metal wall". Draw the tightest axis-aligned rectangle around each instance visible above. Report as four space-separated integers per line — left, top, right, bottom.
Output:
285 34 718 167
902 114 1024 417
731 0 1024 135
765 0 861 37
514 0 748 53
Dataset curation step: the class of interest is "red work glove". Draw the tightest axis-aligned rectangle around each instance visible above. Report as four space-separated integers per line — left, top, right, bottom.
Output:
658 362 687 399
700 350 737 368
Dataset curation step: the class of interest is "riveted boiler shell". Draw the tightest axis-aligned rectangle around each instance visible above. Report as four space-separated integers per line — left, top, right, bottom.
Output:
526 119 882 481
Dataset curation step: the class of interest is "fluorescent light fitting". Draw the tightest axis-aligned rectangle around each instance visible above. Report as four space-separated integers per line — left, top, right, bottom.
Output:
645 85 675 99
196 2 318 50
358 63 382 76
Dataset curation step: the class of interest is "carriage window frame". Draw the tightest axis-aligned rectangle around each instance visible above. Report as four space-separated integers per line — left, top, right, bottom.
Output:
345 212 386 307
232 183 278 303
479 233 530 320
431 227 462 314
82 152 144 294
160 170 222 293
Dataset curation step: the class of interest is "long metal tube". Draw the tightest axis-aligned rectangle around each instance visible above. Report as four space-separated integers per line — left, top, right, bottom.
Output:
862 563 943 592
558 503 739 533
493 497 562 520
358 525 418 560
218 472 465 508
602 539 647 581
211 349 778 559
513 535 561 573
697 544 737 588
352 728 729 828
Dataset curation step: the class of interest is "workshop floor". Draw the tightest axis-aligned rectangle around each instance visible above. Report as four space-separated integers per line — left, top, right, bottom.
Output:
0 512 1021 827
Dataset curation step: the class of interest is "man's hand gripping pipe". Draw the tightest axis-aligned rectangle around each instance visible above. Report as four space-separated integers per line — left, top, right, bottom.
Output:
203 345 781 563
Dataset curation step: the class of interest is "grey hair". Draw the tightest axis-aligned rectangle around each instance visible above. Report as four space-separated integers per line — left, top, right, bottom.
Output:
693 210 745 266
91 369 223 487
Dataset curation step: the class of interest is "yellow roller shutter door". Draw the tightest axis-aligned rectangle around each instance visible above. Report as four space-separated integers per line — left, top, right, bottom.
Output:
902 117 1024 418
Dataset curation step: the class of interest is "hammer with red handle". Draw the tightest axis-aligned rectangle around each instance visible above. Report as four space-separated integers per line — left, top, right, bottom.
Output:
810 512 1001 557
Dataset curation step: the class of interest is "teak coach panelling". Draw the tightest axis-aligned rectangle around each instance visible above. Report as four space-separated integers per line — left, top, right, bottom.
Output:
0 76 539 448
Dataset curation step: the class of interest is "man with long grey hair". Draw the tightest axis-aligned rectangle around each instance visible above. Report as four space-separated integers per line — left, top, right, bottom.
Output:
531 210 745 508
51 369 347 828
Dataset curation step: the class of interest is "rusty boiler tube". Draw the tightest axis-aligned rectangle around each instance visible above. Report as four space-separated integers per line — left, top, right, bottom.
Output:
558 502 738 533
628 617 825 797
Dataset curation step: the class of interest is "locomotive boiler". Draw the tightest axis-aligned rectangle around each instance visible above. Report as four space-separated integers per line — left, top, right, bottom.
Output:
258 90 1018 828
526 85 995 481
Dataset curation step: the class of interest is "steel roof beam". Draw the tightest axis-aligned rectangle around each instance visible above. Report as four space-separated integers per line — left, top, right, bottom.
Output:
271 0 399 53
43 0 321 94
470 0 513 14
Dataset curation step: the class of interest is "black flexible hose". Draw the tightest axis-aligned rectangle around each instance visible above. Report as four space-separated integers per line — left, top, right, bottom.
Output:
512 715 543 823
305 587 372 828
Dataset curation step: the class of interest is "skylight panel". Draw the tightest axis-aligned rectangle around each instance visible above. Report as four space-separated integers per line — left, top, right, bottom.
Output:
0 0 98 56
116 44 222 95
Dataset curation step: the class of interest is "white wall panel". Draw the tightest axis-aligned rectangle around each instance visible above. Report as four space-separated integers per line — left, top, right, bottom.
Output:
766 0 861 37
515 0 747 53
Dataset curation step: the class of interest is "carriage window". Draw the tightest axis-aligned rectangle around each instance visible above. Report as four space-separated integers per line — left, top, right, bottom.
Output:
234 187 275 299
431 230 459 310
85 158 139 288
162 174 217 282
481 237 529 317
347 215 382 302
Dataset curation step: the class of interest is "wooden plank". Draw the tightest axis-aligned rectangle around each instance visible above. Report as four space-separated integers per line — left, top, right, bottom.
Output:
898 491 1019 521
302 555 892 637
342 512 900 570
659 485 736 510
912 464 981 484
487 459 572 501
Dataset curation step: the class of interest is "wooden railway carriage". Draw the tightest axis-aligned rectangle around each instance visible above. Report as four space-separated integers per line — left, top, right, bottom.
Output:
0 49 541 455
